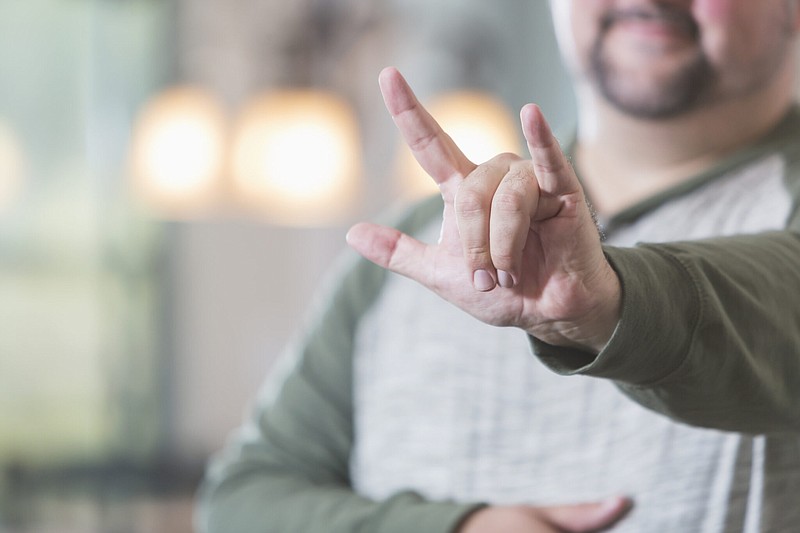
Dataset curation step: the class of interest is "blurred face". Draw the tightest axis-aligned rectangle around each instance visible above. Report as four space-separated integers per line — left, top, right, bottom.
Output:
550 0 800 119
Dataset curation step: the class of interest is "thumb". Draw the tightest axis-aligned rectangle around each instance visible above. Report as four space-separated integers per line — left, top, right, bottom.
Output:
536 496 633 533
346 222 431 285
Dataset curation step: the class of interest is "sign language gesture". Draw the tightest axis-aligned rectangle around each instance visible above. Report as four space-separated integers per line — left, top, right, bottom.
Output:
347 68 621 353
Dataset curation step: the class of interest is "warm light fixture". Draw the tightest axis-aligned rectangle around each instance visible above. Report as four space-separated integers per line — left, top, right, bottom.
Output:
230 89 361 226
397 91 522 198
130 87 227 216
0 119 25 213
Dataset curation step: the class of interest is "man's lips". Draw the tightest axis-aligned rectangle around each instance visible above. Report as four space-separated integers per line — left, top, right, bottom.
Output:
601 6 700 41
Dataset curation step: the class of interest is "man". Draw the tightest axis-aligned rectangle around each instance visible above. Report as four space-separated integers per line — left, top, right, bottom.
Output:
198 1 800 531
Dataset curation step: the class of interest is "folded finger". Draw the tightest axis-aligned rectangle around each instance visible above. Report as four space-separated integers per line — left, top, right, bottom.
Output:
489 161 539 288
454 153 518 291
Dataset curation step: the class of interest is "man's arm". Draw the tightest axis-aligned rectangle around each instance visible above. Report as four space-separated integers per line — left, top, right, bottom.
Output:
195 208 483 533
532 230 800 434
195 230 634 533
348 67 800 436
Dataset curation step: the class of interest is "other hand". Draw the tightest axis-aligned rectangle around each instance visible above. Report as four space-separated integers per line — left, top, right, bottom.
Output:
457 497 633 533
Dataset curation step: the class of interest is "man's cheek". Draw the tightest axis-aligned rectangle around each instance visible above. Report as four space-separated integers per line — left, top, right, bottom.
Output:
692 0 737 64
692 0 734 26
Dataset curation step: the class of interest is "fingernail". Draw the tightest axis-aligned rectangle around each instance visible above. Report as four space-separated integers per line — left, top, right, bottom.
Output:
473 270 495 291
497 270 515 288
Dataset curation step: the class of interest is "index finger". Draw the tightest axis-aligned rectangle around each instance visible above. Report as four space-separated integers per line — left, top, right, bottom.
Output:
380 67 476 193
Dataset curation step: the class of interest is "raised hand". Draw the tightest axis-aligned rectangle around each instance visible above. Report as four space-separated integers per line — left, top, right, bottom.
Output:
346 67 620 352
457 497 633 533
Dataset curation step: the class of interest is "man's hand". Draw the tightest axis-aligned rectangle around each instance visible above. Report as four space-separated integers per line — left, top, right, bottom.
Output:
457 497 632 533
347 67 621 352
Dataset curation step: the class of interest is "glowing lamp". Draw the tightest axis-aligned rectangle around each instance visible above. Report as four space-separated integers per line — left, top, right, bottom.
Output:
230 90 361 226
130 87 227 216
0 120 25 212
398 91 522 198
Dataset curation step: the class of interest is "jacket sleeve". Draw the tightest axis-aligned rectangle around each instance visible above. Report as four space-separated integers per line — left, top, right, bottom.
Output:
195 198 483 533
531 229 800 434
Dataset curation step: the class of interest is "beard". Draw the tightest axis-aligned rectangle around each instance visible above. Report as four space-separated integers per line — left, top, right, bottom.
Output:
588 6 717 119
590 46 716 119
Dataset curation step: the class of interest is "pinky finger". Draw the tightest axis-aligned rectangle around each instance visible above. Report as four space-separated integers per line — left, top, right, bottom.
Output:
521 104 581 198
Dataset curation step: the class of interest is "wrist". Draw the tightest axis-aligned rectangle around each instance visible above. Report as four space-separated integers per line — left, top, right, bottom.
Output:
529 260 621 354
577 260 622 352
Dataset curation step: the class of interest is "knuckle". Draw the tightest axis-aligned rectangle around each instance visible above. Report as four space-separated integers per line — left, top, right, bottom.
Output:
533 154 566 175
464 243 490 257
408 130 438 152
492 190 527 215
455 188 487 218
489 152 522 165
463 243 491 266
491 249 516 269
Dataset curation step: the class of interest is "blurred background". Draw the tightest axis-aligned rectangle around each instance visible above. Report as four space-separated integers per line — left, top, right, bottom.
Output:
0 1 574 531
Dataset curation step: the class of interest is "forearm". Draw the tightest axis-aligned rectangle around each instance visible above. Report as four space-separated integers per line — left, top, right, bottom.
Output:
199 450 478 533
196 338 480 533
532 231 800 433
198 198 480 532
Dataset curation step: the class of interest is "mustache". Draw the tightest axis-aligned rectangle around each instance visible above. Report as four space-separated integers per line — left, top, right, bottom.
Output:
600 4 700 39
